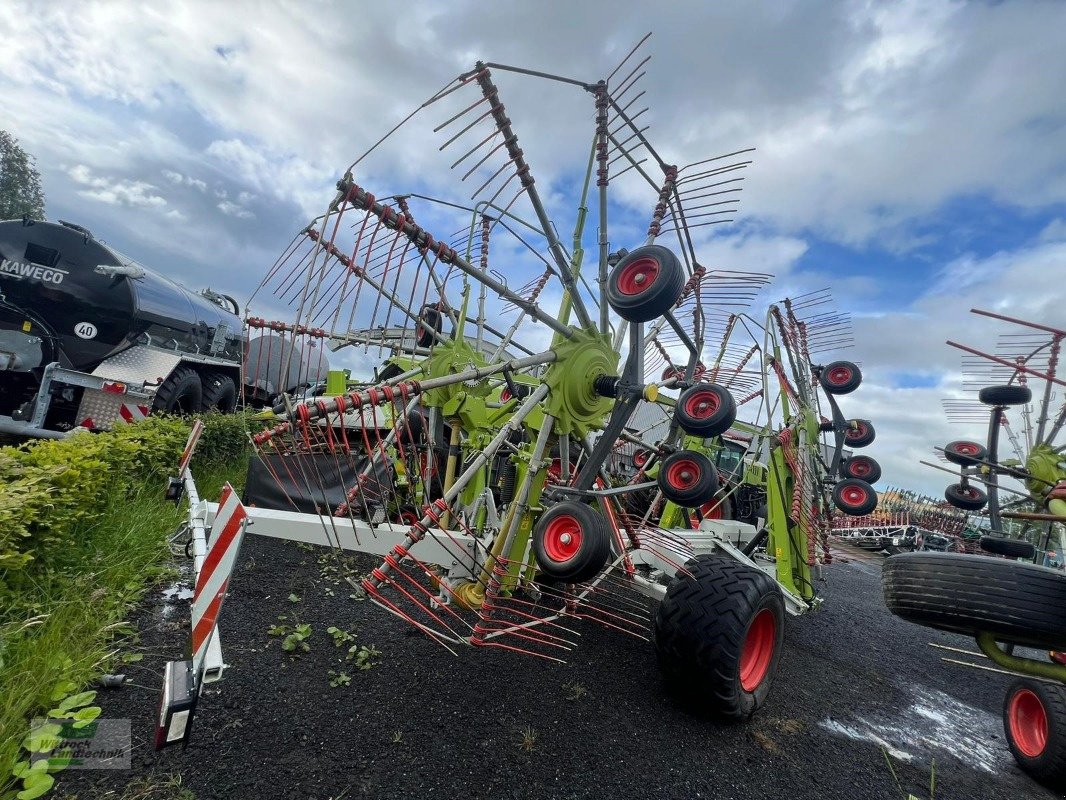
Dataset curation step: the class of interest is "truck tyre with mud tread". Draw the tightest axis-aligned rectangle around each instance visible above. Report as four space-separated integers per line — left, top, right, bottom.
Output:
153 366 203 414
200 371 237 413
883 552 1066 648
655 555 785 719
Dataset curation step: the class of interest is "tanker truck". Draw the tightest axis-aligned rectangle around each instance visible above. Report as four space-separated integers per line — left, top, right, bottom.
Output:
0 218 327 438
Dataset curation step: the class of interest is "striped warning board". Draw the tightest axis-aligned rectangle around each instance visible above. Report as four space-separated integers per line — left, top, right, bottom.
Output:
118 403 150 424
190 482 247 679
177 419 205 476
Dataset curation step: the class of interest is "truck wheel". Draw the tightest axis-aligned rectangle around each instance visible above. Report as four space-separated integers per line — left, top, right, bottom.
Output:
675 384 737 438
944 440 987 466
1004 678 1066 789
979 384 1032 406
832 478 878 516
658 450 719 507
882 552 1066 648
531 501 611 584
945 482 987 510
655 555 785 719
841 455 881 483
605 245 685 323
819 360 862 395
843 419 875 448
200 372 237 413
153 367 203 415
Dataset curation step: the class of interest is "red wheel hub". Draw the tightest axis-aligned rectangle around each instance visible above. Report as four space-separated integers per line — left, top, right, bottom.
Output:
954 442 980 455
849 459 871 477
827 366 853 385
684 389 720 420
616 257 660 296
542 514 583 563
739 608 776 692
697 499 724 525
634 450 648 467
846 422 868 439
1009 688 1048 758
666 459 700 490
399 511 419 526
841 485 868 507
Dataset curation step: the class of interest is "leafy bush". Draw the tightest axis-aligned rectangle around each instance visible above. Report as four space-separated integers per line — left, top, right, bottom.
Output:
194 410 251 468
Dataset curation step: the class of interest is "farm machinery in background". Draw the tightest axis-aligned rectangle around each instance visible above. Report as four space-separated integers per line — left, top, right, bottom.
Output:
0 219 328 438
884 308 1066 789
154 38 880 751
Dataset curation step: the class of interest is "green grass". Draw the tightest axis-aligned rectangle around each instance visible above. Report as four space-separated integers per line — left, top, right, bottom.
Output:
0 456 248 796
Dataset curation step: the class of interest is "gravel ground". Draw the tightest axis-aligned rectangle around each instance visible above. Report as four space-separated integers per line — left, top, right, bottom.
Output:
53 540 1057 800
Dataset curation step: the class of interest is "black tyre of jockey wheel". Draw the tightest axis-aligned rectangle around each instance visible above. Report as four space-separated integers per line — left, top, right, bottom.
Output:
605 245 686 323
945 482 987 511
658 450 719 507
819 360 862 395
980 535 1037 560
531 501 612 584
840 455 881 484
979 384 1032 406
200 371 237 414
675 384 737 438
843 419 875 448
153 366 203 414
415 305 444 348
655 554 785 719
832 478 878 516
1003 678 1066 789
944 440 988 466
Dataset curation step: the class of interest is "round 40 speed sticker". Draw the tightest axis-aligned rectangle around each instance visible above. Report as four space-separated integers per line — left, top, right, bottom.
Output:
74 322 98 340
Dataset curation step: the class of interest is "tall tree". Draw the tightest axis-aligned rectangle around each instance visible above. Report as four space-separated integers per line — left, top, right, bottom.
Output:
0 131 46 220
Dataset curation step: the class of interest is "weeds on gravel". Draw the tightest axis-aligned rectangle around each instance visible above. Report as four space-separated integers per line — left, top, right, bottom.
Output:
518 727 538 753
882 748 936 800
270 623 313 653
327 670 351 688
327 627 355 647
390 731 403 744
347 645 381 670
564 680 587 701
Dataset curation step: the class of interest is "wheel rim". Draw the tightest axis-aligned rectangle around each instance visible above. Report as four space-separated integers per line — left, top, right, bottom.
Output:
739 608 776 692
700 499 723 520
684 389 720 420
846 422 867 440
953 442 980 456
399 511 419 526
500 388 512 402
634 450 648 467
957 486 981 500
666 459 700 490
841 485 868 508
827 366 853 386
1009 689 1048 758
848 459 872 478
616 256 660 296
543 515 583 562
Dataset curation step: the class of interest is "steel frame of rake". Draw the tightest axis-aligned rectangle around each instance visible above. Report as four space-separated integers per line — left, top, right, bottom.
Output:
156 46 880 746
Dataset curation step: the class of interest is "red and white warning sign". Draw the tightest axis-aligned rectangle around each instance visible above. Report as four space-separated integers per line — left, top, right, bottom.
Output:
177 419 205 476
118 403 149 424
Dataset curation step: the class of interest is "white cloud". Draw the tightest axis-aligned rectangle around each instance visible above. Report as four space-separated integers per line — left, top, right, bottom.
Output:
162 169 207 192
217 199 254 219
68 164 168 209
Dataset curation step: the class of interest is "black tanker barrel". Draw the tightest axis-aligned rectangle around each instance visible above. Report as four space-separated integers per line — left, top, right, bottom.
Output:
0 219 243 373
244 333 330 397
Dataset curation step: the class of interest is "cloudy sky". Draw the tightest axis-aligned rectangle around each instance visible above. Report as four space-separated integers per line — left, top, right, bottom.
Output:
2 0 1064 495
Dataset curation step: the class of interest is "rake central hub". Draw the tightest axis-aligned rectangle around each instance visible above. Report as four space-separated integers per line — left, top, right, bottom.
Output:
541 327 618 436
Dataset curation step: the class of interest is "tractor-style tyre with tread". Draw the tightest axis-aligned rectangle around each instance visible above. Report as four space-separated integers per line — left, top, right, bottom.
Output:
532 501 612 584
655 555 785 719
605 245 685 323
979 384 1032 406
944 440 987 466
200 371 237 413
840 455 881 484
675 383 737 438
883 552 1066 648
819 361 862 395
945 482 987 511
153 366 203 414
1004 678 1066 789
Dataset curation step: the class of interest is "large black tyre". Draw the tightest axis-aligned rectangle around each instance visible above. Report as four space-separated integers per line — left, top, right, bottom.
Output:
980 384 1032 406
655 555 785 719
843 419 875 448
605 245 685 323
945 482 987 511
414 305 444 348
980 535 1036 560
882 552 1066 648
832 478 878 516
200 371 237 413
531 501 611 584
152 366 203 414
840 455 881 484
819 361 862 395
1004 678 1066 789
675 383 737 438
944 440 987 466
658 450 719 507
